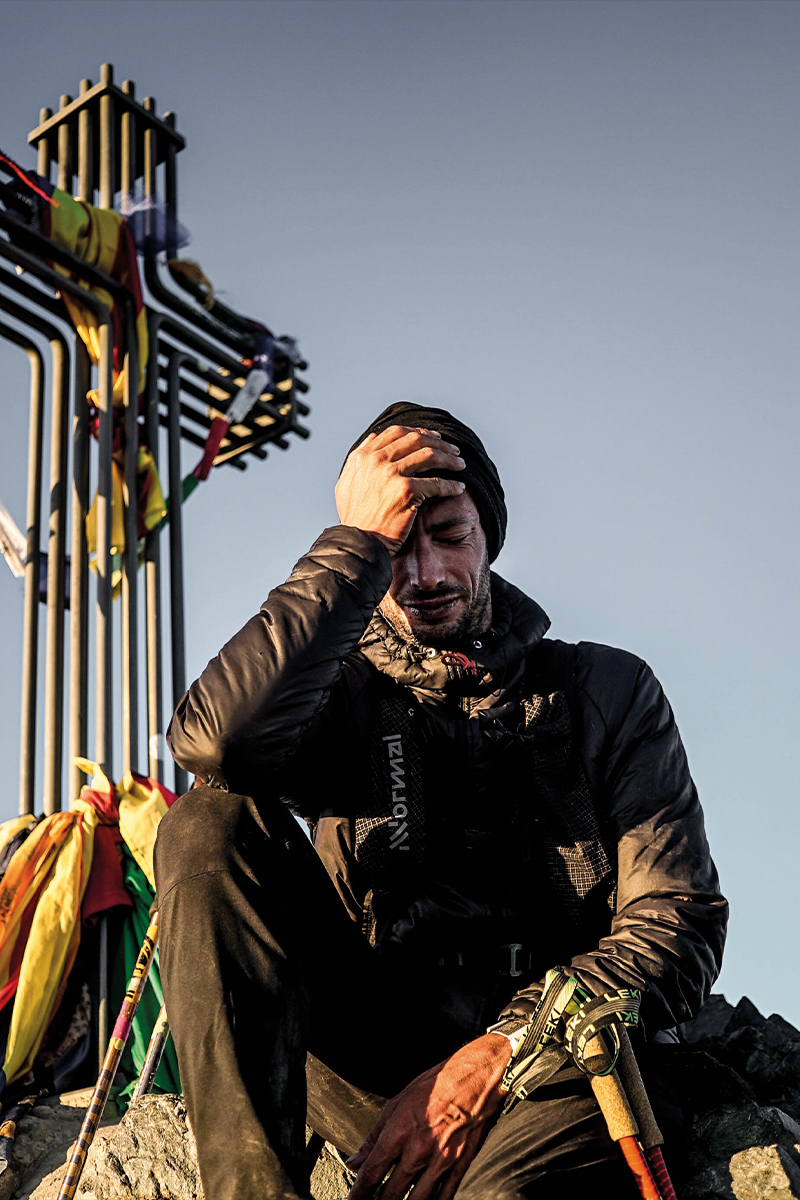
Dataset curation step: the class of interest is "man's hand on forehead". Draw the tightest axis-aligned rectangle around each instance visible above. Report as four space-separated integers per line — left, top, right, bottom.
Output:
335 424 465 554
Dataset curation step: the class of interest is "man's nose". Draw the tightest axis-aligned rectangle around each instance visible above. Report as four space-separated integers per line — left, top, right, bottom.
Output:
408 541 446 592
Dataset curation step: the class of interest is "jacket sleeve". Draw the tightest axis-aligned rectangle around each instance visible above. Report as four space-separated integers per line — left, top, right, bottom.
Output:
501 647 728 1032
167 526 392 799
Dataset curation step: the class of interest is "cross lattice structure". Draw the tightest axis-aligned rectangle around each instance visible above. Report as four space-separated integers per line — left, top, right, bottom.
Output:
0 61 310 819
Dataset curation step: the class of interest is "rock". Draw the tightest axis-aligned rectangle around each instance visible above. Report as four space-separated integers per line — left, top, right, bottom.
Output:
673 993 800 1200
81 1093 201 1200
22 1099 353 1200
27 1094 202 1200
689 1102 800 1167
681 994 737 1042
310 1142 354 1200
655 1045 757 1111
0 1091 112 1200
728 997 772 1036
765 1015 800 1050
729 1145 800 1200
37 1100 354 1200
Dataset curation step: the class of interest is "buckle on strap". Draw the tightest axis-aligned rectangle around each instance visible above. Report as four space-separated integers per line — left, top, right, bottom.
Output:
499 942 532 978
434 943 533 976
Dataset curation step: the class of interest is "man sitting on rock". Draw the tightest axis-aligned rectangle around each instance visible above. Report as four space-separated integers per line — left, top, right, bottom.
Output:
154 403 728 1200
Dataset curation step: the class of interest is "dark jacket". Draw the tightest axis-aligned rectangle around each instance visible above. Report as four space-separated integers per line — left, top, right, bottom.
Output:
168 526 727 1039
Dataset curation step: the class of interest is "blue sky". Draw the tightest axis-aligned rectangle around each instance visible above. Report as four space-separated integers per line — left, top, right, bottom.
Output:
0 0 798 1024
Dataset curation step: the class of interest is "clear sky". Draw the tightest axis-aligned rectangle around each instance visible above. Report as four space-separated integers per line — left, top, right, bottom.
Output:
0 0 797 1025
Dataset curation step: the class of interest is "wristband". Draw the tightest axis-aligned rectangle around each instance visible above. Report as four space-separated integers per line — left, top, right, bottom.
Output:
485 1017 531 1061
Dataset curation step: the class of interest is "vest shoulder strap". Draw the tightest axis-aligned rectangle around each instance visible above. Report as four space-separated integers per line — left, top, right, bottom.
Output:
525 638 578 704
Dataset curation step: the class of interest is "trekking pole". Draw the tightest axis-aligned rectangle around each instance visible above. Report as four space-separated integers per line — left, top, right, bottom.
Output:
130 1001 170 1103
586 1033 664 1200
590 1070 661 1198
56 912 160 1200
615 1026 679 1200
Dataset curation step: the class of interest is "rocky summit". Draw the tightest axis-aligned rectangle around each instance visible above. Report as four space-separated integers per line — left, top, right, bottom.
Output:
7 993 800 1200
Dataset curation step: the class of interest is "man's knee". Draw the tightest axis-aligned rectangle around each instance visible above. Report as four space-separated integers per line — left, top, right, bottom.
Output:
154 784 282 905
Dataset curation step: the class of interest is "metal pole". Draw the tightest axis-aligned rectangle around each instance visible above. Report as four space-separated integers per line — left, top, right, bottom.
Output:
164 111 177 257
120 305 139 774
0 292 70 815
145 314 165 781
98 62 114 210
37 107 52 180
21 334 44 816
120 79 136 200
0 240 117 781
95 318 113 777
43 334 70 814
0 324 44 815
166 351 188 797
69 339 91 804
120 75 140 777
0 276 85 808
77 78 93 203
97 915 108 1073
57 94 73 194
143 96 156 200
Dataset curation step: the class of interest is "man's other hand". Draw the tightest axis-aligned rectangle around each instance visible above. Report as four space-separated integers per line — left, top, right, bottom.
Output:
335 425 465 555
345 1034 508 1200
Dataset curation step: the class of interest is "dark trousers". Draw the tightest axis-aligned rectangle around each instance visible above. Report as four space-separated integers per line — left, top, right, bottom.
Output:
154 787 649 1200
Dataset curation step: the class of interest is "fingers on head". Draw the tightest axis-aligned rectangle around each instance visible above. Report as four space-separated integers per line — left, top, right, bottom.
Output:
371 425 445 453
406 476 465 509
432 478 467 497
351 428 400 458
382 423 442 441
396 446 465 475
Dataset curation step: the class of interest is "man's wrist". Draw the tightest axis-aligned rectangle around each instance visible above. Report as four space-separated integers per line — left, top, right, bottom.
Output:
485 1017 531 1059
335 523 400 557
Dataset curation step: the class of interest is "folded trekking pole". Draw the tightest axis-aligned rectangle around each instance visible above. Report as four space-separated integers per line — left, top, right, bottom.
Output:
588 1026 678 1200
56 911 160 1200
614 1026 678 1200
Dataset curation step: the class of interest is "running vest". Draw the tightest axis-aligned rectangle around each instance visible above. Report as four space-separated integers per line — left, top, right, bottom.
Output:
319 640 617 949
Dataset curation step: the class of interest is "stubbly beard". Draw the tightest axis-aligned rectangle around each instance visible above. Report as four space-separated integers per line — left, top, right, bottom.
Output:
380 564 492 649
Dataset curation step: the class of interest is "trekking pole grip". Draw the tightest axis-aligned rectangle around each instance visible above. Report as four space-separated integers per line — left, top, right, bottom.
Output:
590 1068 639 1140
616 1025 663 1148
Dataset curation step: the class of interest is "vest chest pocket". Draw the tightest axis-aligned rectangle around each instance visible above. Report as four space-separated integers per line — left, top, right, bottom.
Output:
354 695 426 874
520 691 617 923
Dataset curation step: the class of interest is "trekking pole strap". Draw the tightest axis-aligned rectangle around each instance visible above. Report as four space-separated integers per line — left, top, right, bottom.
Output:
500 968 642 1102
500 967 580 1095
564 986 641 1076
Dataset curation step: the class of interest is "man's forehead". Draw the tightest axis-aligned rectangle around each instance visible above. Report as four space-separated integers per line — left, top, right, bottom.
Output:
417 491 481 531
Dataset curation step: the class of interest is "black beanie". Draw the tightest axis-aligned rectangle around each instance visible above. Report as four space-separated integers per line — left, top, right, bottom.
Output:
345 402 507 562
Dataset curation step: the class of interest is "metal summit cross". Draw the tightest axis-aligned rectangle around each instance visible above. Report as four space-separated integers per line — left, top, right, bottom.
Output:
0 62 310 815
